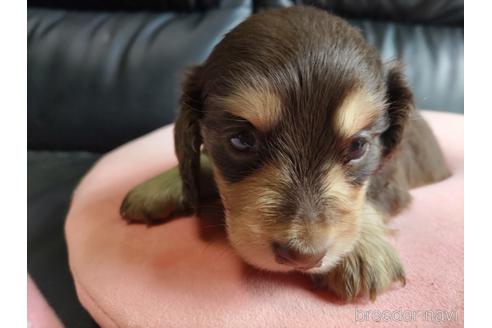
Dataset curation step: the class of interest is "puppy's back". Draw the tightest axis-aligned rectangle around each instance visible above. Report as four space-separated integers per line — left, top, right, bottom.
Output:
368 108 450 218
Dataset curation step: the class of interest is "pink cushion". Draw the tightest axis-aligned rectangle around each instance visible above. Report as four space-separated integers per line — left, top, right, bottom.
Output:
28 275 63 328
66 111 463 327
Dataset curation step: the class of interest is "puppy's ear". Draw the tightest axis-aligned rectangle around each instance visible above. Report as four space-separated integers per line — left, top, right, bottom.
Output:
174 67 204 212
380 61 414 157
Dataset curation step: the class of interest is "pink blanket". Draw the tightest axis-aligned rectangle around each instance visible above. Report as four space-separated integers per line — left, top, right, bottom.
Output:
66 111 463 327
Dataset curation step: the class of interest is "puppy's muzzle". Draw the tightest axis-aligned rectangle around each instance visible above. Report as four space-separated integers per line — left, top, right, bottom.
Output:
272 241 326 270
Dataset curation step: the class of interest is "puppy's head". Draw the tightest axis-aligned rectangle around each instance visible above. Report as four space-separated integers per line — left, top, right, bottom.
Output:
175 7 413 273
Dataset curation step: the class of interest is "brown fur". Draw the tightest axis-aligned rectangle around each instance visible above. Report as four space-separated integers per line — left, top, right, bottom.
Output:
121 6 450 301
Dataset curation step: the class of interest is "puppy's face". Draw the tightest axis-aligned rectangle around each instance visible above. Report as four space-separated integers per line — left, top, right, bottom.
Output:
175 7 412 273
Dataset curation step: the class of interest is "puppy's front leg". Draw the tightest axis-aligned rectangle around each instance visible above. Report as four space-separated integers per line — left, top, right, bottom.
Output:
317 205 406 301
120 154 217 224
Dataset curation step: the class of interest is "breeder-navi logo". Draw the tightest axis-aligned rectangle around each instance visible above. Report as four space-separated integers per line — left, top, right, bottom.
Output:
354 307 459 323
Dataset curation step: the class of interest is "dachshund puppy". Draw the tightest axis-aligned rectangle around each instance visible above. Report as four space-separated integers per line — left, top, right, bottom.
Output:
120 6 450 301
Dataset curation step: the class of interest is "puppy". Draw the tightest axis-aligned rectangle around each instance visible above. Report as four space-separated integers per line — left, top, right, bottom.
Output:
120 6 450 301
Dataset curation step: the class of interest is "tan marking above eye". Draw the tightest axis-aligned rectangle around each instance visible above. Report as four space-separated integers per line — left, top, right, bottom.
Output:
208 85 282 132
334 89 385 138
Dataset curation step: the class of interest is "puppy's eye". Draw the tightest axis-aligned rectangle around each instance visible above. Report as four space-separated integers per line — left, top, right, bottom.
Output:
347 137 368 161
230 132 256 152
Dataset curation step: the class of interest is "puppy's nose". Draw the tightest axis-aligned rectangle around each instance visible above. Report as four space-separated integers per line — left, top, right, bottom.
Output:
271 242 325 270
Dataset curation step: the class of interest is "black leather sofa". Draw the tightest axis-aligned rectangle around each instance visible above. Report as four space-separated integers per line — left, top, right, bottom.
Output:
27 1 463 326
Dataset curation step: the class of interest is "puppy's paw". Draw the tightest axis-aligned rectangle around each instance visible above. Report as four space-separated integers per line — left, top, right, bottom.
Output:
120 166 189 224
319 234 405 301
